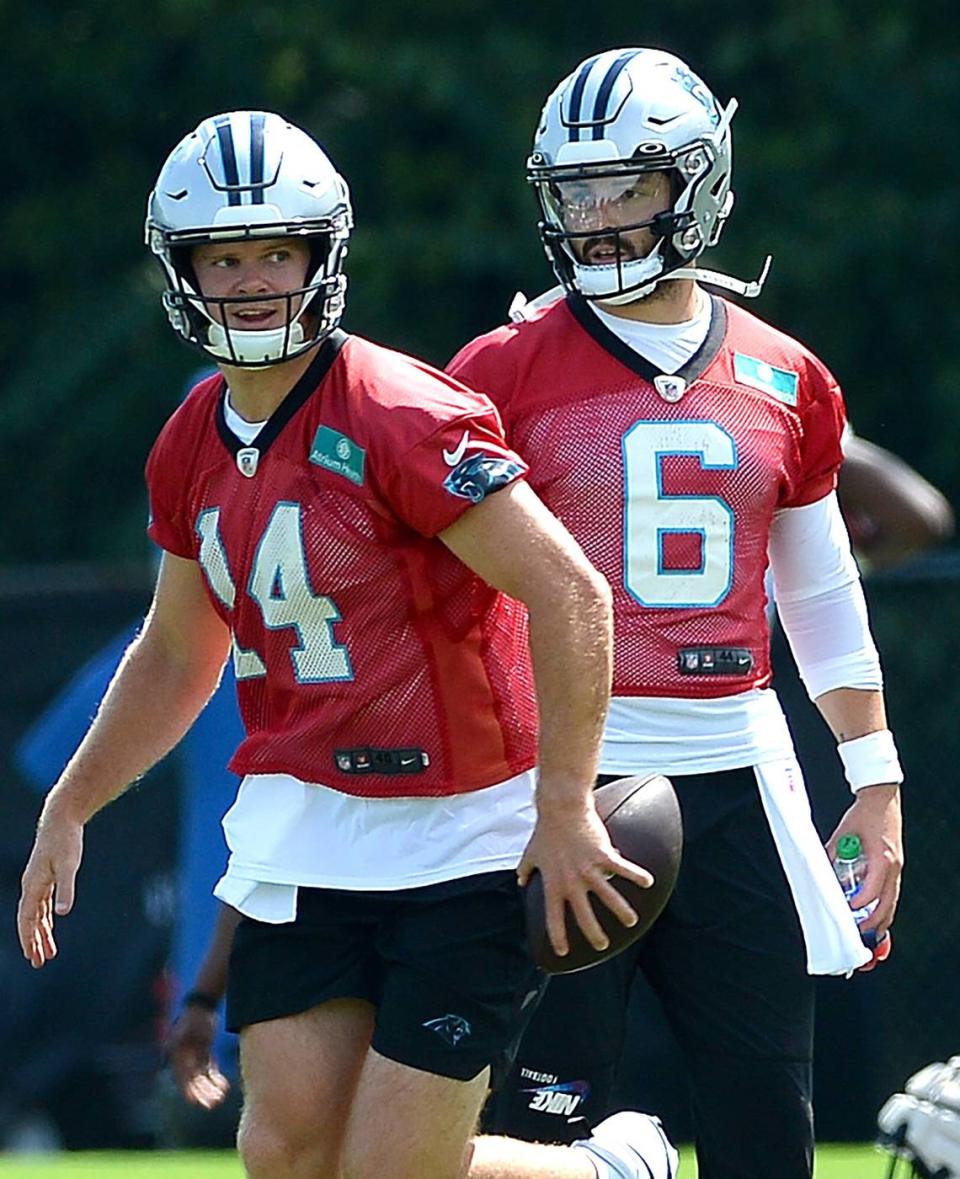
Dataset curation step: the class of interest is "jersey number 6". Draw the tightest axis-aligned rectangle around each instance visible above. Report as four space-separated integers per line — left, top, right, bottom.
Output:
623 420 737 609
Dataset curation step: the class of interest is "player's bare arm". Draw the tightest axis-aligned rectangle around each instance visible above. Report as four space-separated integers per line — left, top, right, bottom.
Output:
816 686 904 941
439 478 653 958
17 553 231 968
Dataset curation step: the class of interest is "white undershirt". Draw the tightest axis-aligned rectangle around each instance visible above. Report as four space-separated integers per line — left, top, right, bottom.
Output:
215 770 538 922
223 391 266 443
590 290 712 374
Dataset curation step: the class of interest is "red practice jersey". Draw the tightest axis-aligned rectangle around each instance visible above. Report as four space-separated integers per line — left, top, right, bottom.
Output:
147 331 536 797
448 294 847 699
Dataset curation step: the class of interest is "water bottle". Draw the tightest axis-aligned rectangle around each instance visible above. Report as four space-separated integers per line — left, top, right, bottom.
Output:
833 833 880 950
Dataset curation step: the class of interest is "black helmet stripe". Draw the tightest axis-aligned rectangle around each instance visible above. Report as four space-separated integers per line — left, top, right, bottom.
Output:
249 112 266 203
214 117 242 206
566 55 601 142
590 50 640 138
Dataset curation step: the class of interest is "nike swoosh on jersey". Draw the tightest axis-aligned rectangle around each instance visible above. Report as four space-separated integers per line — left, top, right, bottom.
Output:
442 430 470 466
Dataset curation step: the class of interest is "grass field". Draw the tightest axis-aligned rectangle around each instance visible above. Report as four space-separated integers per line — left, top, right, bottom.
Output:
0 1143 891 1176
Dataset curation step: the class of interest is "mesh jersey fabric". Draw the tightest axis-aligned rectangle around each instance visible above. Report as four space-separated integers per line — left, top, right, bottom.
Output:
147 332 536 797
448 294 847 700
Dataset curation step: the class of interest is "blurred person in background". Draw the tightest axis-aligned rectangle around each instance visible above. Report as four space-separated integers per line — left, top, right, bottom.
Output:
16 109 679 1179
838 432 953 570
445 47 907 1179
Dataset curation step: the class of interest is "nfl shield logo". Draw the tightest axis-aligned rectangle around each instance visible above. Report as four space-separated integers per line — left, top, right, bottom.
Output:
237 447 260 478
654 375 687 403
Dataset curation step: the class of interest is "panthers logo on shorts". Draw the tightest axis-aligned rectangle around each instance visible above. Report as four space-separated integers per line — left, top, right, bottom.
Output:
422 1014 472 1047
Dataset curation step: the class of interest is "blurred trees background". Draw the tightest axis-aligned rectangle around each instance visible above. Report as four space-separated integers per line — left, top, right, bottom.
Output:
2 0 956 563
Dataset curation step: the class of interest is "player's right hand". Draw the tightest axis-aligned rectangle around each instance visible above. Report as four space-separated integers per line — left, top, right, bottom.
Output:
17 814 84 968
518 798 652 958
168 1006 230 1109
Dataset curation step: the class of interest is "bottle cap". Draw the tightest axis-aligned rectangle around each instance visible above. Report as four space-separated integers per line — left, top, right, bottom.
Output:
836 834 863 862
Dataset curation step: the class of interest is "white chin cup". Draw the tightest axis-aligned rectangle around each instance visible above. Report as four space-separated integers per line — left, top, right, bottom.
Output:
572 245 666 303
207 320 307 364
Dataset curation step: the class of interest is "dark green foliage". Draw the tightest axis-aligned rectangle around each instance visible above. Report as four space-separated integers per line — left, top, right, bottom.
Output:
1 1 956 559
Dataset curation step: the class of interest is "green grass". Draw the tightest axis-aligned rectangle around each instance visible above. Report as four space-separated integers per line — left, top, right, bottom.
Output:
0 1160 242 1179
0 1157 242 1177
0 1156 241 1177
0 1143 891 1176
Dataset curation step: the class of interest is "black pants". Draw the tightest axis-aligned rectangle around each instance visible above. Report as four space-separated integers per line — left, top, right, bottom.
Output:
483 767 815 1179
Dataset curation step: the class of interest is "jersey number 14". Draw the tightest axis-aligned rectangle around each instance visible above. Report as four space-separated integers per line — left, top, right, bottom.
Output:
196 502 353 683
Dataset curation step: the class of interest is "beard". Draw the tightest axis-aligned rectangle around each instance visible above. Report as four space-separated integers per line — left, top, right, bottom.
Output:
593 266 676 310
616 278 674 307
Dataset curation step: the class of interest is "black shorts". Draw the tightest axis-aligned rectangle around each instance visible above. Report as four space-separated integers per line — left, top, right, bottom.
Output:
225 870 544 1082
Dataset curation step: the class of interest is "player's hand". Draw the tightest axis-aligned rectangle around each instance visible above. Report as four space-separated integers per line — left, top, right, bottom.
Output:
826 782 903 968
517 795 653 959
17 812 84 969
168 1005 230 1109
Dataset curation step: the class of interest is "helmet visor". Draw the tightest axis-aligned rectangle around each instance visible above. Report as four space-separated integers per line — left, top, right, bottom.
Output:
541 169 672 235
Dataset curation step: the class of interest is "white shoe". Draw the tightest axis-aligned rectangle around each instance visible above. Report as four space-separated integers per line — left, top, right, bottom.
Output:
572 1111 680 1179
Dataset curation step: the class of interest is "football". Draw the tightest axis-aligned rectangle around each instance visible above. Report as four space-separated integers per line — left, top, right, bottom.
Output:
524 773 682 975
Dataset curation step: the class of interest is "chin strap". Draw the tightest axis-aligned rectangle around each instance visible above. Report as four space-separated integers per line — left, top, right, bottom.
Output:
508 255 773 324
508 285 565 323
662 255 773 299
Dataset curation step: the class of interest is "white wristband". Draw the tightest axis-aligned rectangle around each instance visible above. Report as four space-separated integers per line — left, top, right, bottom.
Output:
838 729 904 793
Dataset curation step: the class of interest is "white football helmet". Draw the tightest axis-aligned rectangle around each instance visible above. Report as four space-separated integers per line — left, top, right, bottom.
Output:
528 48 767 304
878 1057 960 1178
146 111 352 366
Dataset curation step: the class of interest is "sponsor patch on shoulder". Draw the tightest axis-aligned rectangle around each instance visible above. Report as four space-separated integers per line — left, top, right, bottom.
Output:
733 353 799 405
310 426 365 485
443 454 523 503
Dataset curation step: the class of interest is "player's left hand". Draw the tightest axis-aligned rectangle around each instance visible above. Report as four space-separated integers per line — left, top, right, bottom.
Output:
17 811 84 969
826 782 903 968
517 794 653 959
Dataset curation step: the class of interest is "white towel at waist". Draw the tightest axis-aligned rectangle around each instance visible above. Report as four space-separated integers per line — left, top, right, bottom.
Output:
753 758 871 975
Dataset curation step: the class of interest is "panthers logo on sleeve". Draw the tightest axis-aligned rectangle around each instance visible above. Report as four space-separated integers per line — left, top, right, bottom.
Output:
443 453 525 504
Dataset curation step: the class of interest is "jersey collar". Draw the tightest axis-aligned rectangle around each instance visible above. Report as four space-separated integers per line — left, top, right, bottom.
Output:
215 330 348 461
565 292 727 386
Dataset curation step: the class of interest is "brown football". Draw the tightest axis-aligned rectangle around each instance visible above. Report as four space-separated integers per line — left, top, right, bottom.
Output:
524 773 682 975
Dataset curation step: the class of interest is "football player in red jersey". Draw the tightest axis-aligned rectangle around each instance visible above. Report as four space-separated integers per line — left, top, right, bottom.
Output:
17 112 679 1179
447 50 905 1179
